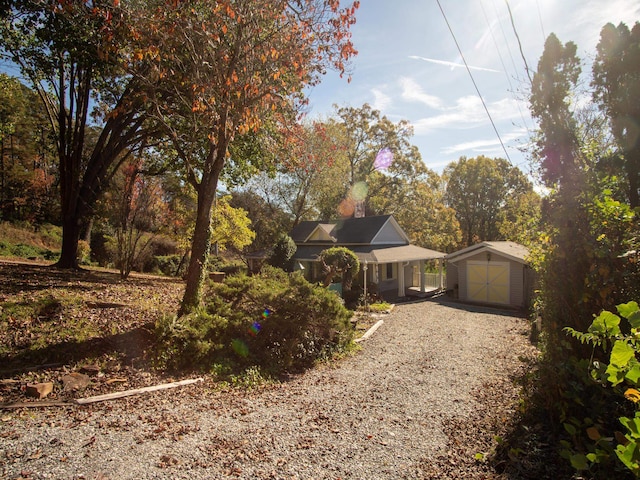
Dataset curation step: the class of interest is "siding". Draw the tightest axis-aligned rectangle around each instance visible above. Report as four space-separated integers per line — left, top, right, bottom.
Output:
447 251 527 308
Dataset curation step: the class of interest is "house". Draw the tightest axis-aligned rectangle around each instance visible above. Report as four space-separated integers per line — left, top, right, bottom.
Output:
445 241 534 309
290 215 445 300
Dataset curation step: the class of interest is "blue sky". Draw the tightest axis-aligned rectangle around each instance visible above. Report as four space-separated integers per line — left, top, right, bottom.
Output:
305 0 640 177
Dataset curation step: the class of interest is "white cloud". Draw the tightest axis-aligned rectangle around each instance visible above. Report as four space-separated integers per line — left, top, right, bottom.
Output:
410 95 523 135
441 127 526 155
442 138 501 155
409 55 501 73
399 77 445 109
370 88 392 111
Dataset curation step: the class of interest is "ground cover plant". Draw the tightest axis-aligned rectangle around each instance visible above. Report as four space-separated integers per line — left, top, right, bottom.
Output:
155 265 354 377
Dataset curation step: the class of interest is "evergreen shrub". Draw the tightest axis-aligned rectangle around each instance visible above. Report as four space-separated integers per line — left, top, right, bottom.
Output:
155 265 354 375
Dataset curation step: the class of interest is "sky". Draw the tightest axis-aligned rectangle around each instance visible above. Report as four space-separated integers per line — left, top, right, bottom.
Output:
304 0 640 177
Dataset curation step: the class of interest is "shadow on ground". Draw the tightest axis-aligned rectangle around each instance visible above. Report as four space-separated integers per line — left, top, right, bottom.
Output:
0 323 155 377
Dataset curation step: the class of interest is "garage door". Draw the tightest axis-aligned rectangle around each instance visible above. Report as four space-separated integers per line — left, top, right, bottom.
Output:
467 261 510 305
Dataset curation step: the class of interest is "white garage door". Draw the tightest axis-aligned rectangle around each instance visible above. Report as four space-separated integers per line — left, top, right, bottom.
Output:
467 261 510 305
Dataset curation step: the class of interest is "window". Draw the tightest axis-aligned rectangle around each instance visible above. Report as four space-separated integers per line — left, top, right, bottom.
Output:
383 263 394 280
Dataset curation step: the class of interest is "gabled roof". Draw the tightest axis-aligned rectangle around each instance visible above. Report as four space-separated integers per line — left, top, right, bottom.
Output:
445 241 530 264
290 215 410 246
293 244 445 263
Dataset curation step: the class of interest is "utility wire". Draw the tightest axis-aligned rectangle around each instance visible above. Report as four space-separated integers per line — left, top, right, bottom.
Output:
435 0 513 165
490 0 523 85
535 0 546 42
504 0 533 85
479 0 533 134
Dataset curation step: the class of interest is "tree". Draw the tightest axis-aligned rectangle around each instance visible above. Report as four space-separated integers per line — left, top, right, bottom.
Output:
128 0 359 315
592 21 640 208
496 190 541 248
443 156 534 247
331 103 415 217
107 157 167 279
530 33 594 336
210 195 255 256
244 120 349 224
229 189 290 253
268 233 297 271
367 149 461 252
318 246 359 289
0 74 56 223
0 0 158 268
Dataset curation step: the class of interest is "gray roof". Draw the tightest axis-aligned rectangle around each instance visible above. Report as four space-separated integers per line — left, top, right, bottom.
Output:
445 241 530 264
290 215 402 245
293 244 445 264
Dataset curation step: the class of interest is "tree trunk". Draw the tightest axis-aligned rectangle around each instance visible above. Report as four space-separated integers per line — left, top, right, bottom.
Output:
56 213 81 268
179 185 216 316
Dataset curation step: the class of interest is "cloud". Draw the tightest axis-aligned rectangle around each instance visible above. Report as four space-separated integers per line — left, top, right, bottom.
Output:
399 77 445 110
371 88 392 111
409 55 501 73
441 127 529 155
411 95 523 134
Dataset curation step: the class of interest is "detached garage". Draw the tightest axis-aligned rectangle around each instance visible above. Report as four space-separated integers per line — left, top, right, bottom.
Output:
445 241 534 309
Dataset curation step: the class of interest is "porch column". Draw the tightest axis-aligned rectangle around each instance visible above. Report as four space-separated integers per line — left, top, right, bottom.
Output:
398 262 405 297
438 259 444 290
420 260 426 293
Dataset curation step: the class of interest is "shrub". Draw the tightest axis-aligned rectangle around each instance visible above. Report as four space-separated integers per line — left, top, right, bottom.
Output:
77 240 91 264
563 301 640 478
318 246 360 289
154 254 188 277
155 265 354 375
268 234 296 271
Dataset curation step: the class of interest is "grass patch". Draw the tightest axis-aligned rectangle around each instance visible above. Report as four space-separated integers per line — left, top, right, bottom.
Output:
0 222 61 260
357 301 393 313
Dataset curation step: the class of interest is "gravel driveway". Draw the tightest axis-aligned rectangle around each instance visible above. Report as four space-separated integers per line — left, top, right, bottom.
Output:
1 298 536 479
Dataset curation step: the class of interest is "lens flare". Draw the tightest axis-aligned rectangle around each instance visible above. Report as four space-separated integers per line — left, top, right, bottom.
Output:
374 147 393 170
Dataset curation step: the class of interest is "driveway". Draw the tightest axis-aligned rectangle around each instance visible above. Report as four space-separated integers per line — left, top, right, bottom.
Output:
1 299 535 479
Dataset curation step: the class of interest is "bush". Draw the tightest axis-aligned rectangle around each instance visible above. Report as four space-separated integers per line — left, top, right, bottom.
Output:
268 234 296 271
154 254 188 277
155 265 354 375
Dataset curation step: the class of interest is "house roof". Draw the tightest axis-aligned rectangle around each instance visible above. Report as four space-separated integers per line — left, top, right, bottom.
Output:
290 215 409 245
445 241 530 264
293 244 445 264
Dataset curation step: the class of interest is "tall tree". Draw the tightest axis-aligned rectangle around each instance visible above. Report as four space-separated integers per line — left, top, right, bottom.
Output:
592 21 640 208
443 156 534 247
530 33 593 335
333 104 412 183
247 120 349 225
0 74 56 222
129 0 358 314
0 0 156 268
367 149 461 252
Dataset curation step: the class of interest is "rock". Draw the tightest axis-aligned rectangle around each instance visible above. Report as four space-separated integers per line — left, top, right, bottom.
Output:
62 373 91 391
26 382 54 399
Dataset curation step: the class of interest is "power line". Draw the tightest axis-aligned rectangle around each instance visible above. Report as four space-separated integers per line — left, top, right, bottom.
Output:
535 0 546 42
479 0 533 134
504 0 533 85
490 0 523 85
435 0 513 165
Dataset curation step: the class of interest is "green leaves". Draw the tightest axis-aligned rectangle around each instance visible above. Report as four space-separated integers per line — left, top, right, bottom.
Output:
617 415 640 475
568 301 640 476
589 310 621 336
618 302 640 329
